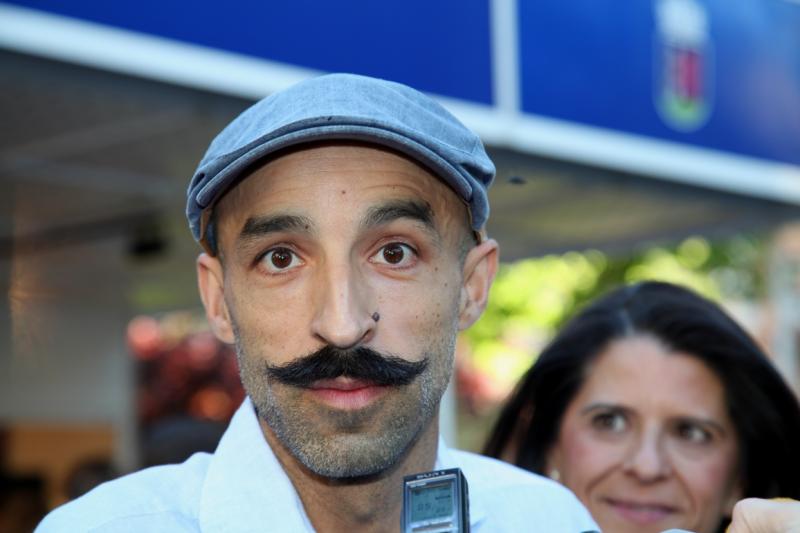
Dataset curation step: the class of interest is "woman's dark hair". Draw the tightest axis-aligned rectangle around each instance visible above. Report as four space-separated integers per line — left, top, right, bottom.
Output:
484 281 800 499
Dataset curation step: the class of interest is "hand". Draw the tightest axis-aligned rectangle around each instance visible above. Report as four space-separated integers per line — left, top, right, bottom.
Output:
727 498 800 533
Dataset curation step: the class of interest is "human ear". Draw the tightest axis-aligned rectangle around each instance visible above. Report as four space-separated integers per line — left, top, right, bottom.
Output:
458 238 499 330
545 446 564 483
196 253 235 344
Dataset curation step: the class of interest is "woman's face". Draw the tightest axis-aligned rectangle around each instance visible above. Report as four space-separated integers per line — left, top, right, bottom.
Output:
547 334 742 533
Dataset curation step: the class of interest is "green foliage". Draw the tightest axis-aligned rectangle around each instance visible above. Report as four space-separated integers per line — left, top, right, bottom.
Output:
463 234 765 391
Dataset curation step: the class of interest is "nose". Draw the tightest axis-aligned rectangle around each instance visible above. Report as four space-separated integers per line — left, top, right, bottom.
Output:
622 431 672 482
310 259 376 349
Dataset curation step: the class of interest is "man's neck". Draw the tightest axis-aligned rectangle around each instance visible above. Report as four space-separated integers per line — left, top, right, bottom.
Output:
259 417 440 533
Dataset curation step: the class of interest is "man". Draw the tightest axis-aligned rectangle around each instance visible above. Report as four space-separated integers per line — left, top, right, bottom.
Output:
38 74 598 532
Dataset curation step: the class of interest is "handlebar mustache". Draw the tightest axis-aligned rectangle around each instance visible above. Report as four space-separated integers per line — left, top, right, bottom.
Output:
265 345 428 387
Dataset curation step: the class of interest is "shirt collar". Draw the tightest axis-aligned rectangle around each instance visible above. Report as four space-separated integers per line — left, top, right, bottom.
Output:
199 399 482 531
434 436 487 528
198 397 314 532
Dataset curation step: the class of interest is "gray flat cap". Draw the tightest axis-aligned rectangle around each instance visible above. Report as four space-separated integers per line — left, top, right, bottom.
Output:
186 73 495 254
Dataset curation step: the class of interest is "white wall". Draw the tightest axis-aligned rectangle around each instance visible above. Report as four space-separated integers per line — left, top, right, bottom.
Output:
1 237 138 470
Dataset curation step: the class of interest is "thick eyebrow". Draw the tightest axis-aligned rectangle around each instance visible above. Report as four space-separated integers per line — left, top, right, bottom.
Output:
361 199 438 237
238 213 315 244
581 402 630 416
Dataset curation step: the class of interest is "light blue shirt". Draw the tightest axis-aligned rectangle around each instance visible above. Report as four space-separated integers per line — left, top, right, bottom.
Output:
38 398 599 532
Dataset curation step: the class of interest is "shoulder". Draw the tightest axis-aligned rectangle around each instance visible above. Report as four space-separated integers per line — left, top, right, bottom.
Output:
451 448 570 497
450 450 599 532
36 453 211 532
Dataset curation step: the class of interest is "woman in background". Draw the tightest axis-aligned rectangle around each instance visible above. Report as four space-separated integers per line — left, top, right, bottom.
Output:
485 281 800 533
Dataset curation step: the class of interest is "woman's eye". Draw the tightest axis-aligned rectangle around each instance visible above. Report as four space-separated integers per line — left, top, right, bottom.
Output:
592 412 627 433
371 242 416 267
260 247 302 273
676 422 712 445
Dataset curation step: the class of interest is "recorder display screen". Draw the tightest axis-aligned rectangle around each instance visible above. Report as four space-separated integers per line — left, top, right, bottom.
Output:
409 482 454 523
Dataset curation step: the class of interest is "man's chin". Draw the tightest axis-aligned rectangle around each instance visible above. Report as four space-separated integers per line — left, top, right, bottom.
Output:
292 431 413 479
249 378 437 480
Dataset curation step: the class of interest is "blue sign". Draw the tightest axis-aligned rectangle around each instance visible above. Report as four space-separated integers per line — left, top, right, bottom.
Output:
4 0 799 168
518 0 800 165
3 0 494 105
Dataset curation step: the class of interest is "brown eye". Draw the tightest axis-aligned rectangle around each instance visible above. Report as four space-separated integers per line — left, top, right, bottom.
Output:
383 243 406 264
591 411 627 433
675 421 712 445
261 247 301 273
371 242 417 268
271 248 292 268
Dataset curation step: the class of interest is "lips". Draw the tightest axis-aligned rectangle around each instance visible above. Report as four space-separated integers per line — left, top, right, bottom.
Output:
307 377 389 410
604 498 678 525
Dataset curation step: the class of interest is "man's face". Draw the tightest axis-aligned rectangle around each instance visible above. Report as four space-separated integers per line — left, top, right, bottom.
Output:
198 143 496 478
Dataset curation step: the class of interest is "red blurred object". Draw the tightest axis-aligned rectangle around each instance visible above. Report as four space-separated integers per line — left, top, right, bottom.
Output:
127 316 164 360
186 332 220 372
188 387 233 422
455 358 500 416
131 318 244 431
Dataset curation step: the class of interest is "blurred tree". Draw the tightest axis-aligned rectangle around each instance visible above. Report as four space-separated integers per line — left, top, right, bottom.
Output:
459 234 766 416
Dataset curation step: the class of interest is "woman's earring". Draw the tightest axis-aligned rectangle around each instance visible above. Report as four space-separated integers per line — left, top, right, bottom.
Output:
548 469 561 482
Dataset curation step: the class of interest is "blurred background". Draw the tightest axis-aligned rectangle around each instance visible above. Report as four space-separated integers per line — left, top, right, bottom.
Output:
1 0 799 529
